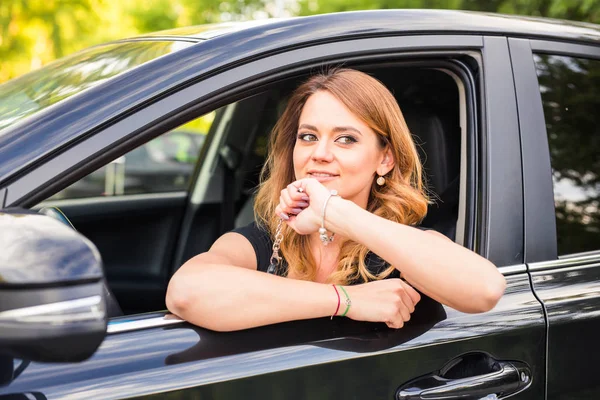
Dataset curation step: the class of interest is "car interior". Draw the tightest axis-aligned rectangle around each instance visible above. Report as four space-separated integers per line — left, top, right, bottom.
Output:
36 63 464 318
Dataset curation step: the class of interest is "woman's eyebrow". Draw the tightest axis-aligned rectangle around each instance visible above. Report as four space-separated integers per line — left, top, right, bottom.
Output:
332 126 363 136
298 124 362 136
298 123 318 131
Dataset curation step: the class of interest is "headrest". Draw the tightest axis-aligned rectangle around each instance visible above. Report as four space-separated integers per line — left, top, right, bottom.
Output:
403 107 459 195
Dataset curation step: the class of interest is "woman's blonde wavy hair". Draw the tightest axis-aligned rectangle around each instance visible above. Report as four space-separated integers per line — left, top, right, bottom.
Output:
254 68 429 284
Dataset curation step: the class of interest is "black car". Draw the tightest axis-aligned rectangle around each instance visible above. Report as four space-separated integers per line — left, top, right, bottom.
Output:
1 9 599 400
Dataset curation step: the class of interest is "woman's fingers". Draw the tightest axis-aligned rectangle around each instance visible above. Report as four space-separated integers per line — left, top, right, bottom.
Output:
287 183 310 202
386 298 410 329
281 192 305 212
280 186 309 214
397 288 416 314
399 279 421 306
386 320 404 329
343 279 421 330
398 300 412 322
274 205 289 220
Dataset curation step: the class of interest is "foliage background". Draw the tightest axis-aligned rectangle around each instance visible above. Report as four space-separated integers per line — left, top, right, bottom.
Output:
1 0 599 84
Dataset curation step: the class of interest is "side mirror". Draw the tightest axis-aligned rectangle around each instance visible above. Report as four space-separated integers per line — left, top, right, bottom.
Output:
0 210 107 363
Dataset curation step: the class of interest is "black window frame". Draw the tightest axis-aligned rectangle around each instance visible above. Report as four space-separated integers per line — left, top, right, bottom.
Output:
512 37 600 262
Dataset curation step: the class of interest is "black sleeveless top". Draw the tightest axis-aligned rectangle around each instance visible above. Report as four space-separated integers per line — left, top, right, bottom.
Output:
231 222 427 284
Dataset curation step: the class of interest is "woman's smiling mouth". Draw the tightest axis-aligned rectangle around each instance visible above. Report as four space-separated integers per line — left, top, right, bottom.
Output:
307 172 339 182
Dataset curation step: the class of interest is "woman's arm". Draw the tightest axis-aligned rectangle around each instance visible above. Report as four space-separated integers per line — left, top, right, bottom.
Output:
326 197 506 313
276 179 506 314
167 232 420 331
166 233 337 331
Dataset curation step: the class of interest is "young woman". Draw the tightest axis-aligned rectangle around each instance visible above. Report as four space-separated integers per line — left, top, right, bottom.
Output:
166 68 506 332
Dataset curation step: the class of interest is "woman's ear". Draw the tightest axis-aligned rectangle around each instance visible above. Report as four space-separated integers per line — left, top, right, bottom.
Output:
378 147 395 176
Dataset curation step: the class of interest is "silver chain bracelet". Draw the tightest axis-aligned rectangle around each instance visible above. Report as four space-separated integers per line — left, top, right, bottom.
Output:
267 219 284 274
319 190 339 246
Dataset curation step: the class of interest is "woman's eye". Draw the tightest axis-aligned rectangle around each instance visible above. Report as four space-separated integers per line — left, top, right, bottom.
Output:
297 133 317 142
336 135 358 145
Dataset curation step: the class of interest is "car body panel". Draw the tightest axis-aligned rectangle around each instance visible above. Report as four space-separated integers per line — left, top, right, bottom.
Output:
508 37 557 264
529 259 600 399
481 36 524 265
1 271 544 399
512 37 600 400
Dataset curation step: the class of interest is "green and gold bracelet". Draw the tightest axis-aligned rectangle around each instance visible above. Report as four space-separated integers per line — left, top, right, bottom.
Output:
338 285 352 317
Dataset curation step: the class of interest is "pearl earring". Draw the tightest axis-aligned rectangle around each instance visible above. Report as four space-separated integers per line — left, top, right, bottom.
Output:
376 176 386 186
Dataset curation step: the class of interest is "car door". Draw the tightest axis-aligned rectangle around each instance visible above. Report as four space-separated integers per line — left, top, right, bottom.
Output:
510 37 600 400
0 33 545 399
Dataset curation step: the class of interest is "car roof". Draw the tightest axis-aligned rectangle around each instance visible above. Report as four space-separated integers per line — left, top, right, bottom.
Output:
123 10 600 44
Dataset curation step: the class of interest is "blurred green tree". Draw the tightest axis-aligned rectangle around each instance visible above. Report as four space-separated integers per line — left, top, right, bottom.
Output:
297 0 599 23
1 0 101 82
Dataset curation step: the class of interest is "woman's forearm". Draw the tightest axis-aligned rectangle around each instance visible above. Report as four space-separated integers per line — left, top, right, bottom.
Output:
326 198 506 313
166 261 338 331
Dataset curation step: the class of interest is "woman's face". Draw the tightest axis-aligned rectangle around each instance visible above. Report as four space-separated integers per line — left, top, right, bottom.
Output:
293 90 393 208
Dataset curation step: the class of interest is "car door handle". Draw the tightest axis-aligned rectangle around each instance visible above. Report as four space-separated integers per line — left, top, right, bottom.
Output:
396 353 532 400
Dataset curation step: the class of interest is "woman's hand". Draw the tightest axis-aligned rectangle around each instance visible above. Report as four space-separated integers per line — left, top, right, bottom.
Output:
341 279 421 329
274 178 333 235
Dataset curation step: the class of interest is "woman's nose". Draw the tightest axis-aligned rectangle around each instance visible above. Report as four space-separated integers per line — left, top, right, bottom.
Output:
311 140 334 162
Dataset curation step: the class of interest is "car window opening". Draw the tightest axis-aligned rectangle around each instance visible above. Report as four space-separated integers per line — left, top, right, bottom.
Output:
35 61 470 318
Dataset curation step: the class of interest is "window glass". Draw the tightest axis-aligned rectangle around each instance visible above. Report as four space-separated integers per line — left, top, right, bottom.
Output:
0 40 194 135
533 54 600 255
49 111 215 200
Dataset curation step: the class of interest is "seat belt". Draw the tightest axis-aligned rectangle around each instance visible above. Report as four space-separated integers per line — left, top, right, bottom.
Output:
219 145 241 233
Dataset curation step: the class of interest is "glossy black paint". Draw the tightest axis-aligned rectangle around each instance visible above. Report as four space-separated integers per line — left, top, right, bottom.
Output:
0 211 107 363
516 37 600 399
396 355 532 399
1 10 599 186
0 282 107 363
481 36 524 265
508 37 557 263
530 262 600 399
0 273 544 399
0 211 102 285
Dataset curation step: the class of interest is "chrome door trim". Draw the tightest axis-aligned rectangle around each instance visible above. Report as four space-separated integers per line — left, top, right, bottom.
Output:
529 252 600 271
499 264 527 275
107 313 185 334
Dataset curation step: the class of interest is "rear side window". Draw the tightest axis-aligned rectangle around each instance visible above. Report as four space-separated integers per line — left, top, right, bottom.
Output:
48 112 215 200
533 54 600 256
